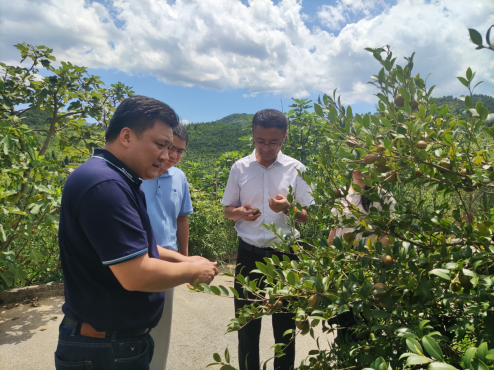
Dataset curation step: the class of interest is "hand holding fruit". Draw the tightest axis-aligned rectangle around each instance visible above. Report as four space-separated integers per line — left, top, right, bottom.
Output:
190 258 219 285
268 194 290 213
238 204 262 222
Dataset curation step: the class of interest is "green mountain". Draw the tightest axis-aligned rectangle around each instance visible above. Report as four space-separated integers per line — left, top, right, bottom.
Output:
432 94 494 114
184 114 253 168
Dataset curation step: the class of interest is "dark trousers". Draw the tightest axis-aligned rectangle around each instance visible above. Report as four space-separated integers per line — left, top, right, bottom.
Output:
235 239 297 370
54 321 154 370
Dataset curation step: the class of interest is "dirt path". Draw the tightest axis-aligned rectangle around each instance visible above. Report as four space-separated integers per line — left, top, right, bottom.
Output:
0 267 333 370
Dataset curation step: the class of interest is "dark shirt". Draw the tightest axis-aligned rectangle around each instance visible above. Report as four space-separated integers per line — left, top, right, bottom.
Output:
59 148 164 332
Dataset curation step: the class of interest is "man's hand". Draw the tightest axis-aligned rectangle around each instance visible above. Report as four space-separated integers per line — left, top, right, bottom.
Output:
238 204 262 221
269 194 290 213
190 259 218 285
188 255 218 266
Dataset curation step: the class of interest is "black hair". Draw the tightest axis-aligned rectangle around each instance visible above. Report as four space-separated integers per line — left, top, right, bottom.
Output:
252 109 288 133
360 186 373 213
105 95 179 143
173 124 189 145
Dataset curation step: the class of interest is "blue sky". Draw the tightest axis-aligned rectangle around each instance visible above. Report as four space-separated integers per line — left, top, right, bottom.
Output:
1 0 493 123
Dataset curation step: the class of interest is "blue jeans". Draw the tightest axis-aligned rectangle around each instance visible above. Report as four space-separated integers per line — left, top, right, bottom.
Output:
54 322 154 370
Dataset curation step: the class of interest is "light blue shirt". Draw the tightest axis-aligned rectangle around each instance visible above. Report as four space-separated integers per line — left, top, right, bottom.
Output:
141 167 193 252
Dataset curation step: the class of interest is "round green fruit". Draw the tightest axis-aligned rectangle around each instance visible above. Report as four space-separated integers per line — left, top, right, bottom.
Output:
309 294 319 308
251 207 260 215
381 255 394 267
416 140 427 149
295 319 310 331
377 144 386 153
343 231 354 243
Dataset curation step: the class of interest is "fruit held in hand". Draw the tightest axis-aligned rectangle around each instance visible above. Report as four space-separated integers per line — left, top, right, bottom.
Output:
309 294 319 308
251 207 260 215
343 231 354 243
395 94 405 107
381 255 393 267
416 140 427 149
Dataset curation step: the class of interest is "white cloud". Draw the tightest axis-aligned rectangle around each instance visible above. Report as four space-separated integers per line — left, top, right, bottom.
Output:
0 0 493 105
181 119 190 125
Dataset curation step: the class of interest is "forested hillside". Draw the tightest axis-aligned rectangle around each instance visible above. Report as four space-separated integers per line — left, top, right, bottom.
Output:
432 94 494 114
184 113 252 169
19 95 494 169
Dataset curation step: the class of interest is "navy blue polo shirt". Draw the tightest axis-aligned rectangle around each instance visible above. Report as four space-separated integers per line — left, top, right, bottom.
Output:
59 148 164 332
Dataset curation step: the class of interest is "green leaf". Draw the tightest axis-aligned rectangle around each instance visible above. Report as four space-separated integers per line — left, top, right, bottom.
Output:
406 338 424 355
462 347 478 368
472 359 489 370
476 343 488 362
428 269 451 280
468 28 483 46
422 336 444 361
314 103 324 117
229 287 239 299
406 355 431 366
255 262 267 275
457 77 469 87
213 353 221 362
287 271 296 286
218 285 229 296
380 117 392 130
428 362 458 370
225 347 230 363
466 67 473 81
371 310 391 319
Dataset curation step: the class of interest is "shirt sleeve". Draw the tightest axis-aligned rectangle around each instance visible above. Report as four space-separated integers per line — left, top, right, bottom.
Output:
294 166 314 207
221 164 241 207
179 175 193 216
77 180 149 266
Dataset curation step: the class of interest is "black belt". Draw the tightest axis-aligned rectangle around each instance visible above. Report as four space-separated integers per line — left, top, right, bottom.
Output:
63 315 149 339
239 240 295 257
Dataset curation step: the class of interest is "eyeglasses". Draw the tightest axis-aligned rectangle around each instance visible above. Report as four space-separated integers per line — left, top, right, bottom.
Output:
254 140 283 149
168 146 187 156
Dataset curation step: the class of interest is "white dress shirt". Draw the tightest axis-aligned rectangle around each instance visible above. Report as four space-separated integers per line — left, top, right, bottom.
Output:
222 150 313 248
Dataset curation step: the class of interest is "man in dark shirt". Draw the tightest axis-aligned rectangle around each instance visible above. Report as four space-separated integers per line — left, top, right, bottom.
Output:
55 95 218 370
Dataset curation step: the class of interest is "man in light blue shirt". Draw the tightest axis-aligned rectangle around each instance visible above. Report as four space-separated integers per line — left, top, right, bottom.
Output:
142 124 192 370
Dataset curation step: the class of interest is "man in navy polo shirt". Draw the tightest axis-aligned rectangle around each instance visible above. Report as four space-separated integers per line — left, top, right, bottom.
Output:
55 95 218 370
142 124 193 370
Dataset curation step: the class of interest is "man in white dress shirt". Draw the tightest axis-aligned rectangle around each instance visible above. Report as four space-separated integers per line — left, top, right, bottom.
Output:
222 109 313 370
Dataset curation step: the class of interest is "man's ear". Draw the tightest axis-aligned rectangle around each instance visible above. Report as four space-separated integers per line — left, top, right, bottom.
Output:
119 127 132 148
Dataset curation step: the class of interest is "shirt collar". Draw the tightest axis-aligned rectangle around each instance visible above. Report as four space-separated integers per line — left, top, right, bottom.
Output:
92 148 142 186
250 149 286 166
159 166 177 178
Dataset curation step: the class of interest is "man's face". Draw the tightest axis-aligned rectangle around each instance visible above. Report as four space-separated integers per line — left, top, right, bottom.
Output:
158 134 187 175
252 126 287 162
126 120 174 180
